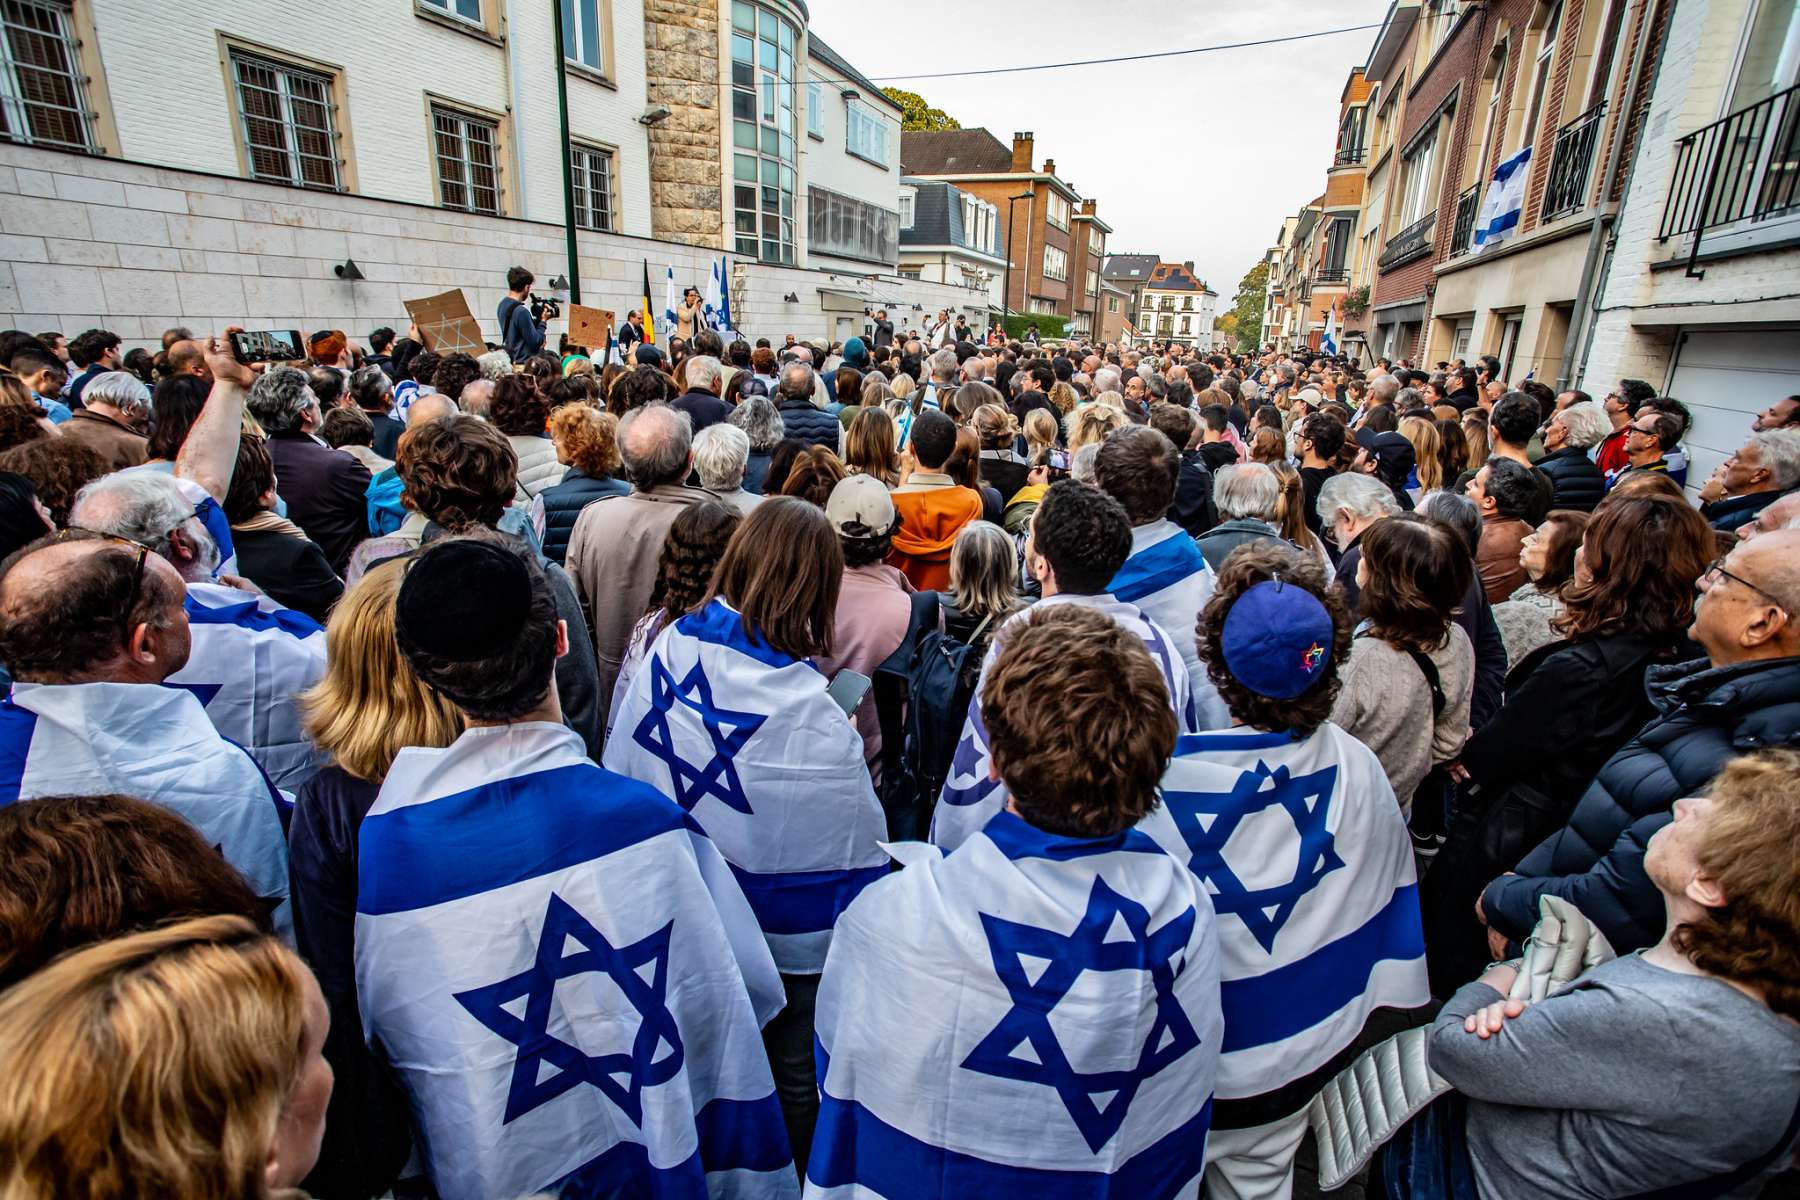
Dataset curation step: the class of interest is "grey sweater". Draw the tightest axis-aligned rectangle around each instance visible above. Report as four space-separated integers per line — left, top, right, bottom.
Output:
1431 953 1800 1199
1331 625 1473 811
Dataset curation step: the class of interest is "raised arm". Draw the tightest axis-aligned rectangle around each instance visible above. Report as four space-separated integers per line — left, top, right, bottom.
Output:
178 331 261 502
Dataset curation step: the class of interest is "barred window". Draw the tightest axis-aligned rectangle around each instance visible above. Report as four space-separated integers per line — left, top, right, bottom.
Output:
0 0 95 152
433 107 500 215
571 143 614 232
230 52 341 191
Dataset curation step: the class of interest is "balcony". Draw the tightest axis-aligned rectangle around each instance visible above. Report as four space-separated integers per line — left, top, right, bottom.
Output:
1334 143 1367 166
1450 184 1479 257
1541 102 1607 221
1659 81 1800 274
1378 210 1436 270
1314 267 1350 284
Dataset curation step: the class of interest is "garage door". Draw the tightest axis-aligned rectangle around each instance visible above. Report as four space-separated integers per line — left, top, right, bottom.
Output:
1665 327 1800 491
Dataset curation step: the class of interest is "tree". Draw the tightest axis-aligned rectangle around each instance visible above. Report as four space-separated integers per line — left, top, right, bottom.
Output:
883 87 961 132
1216 312 1240 344
1226 261 1269 353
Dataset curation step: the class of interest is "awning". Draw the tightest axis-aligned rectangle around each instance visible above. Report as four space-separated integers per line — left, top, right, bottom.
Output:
817 288 872 314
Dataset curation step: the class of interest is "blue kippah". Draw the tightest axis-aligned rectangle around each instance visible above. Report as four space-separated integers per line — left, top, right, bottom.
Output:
1220 579 1335 700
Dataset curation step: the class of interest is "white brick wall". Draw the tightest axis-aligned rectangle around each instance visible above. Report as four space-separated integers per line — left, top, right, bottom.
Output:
0 143 982 348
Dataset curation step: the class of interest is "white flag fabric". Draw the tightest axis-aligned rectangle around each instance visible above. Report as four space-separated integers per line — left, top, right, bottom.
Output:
1473 146 1532 254
930 593 1198 853
1108 521 1231 733
606 599 889 974
808 810 1222 1197
170 581 327 793
0 681 291 935
1137 724 1426 1102
1320 304 1338 357
664 265 681 339
355 721 795 1200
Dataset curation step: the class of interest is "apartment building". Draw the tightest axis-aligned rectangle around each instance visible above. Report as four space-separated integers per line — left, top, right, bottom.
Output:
1134 261 1216 349
896 177 1007 314
1068 199 1111 338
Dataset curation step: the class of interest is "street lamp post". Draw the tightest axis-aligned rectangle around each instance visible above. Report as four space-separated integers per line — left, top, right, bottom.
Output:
551 0 581 304
1002 189 1034 328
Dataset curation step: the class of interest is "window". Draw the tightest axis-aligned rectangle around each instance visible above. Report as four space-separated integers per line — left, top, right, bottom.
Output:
1726 0 1800 111
1451 319 1474 359
1322 217 1353 273
730 1 798 264
562 0 605 73
0 0 95 152
1042 245 1067 281
1337 105 1366 161
807 185 898 264
1029 298 1056 314
898 192 913 229
1399 126 1438 224
1107 295 1119 313
898 267 922 279
1046 192 1070 229
1180 315 1191 334
806 81 823 136
432 106 500 215
229 53 341 192
570 143 614 231
846 99 888 166
1183 296 1194 310
1086 268 1099 295
1475 40 1509 182
420 0 481 24
1523 2 1564 149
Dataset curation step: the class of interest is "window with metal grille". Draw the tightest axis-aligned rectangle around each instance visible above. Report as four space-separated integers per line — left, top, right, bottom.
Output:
0 0 95 152
230 53 341 191
570 143 614 231
433 107 500 215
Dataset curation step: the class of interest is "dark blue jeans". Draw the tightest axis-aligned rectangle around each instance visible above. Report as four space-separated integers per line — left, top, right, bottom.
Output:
1374 1093 1481 1200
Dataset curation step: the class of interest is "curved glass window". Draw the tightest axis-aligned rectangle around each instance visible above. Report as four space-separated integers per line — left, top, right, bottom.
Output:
730 2 797 264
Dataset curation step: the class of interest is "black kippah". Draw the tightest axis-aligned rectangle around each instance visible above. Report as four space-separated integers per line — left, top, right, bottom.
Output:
396 539 531 661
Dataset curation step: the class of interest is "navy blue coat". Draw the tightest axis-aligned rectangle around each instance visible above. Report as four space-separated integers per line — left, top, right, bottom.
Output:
1536 447 1606 513
1482 655 1800 951
776 395 841 450
538 468 629 565
1701 488 1788 533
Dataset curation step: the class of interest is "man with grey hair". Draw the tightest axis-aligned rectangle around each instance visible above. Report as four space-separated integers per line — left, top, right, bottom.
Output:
693 422 761 515
674 353 732 432
922 348 958 409
249 365 370 571
566 403 708 702
774 359 841 450
1093 365 1122 396
477 348 513 381
68 471 328 791
406 389 460 428
58 370 150 470
456 378 494 420
1537 399 1611 512
1364 372 1401 415
1318 471 1401 606
1195 462 1285 571
1698 427 1800 532
1738 490 1800 541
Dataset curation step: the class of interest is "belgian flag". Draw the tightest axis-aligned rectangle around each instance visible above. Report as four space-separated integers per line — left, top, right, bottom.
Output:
641 261 656 346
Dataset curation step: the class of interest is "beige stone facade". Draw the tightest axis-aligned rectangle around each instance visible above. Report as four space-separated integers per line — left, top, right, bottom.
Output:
644 0 723 246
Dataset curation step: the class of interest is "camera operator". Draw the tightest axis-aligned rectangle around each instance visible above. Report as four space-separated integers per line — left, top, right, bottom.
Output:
498 265 547 363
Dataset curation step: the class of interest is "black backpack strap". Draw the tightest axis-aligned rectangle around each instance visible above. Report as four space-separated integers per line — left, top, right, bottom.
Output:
1405 647 1446 718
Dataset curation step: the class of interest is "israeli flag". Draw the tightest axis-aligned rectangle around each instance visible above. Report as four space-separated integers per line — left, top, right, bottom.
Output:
1137 724 1427 1102
1320 303 1338 357
809 811 1222 1197
703 256 737 337
1473 146 1532 254
663 264 681 339
0 682 291 935
171 581 327 793
356 721 795 1200
931 593 1198 854
1109 520 1232 734
606 598 889 974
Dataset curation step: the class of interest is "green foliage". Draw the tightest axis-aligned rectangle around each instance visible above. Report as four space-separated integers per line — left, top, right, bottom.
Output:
1227 261 1269 353
1344 285 1371 318
1001 313 1067 342
883 87 962 132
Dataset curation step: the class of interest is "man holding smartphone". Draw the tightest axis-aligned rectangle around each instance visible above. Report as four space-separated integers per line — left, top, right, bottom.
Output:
866 307 894 350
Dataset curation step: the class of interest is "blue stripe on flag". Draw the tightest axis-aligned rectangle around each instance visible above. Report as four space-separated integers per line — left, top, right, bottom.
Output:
1108 533 1208 604
184 595 323 639
357 764 690 915
982 810 1167 863
695 1092 794 1173
0 699 38 806
811 1036 1214 1198
675 600 799 671
727 861 887 935
1219 882 1423 1053
1174 729 1301 755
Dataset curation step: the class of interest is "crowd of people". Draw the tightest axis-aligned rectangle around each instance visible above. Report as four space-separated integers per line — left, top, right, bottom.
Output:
0 300 1796 1200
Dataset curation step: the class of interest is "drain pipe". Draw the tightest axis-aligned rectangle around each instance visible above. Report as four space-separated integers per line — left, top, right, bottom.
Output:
1557 0 1660 391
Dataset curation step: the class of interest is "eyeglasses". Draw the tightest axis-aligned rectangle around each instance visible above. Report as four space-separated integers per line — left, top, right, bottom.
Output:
1701 557 1787 610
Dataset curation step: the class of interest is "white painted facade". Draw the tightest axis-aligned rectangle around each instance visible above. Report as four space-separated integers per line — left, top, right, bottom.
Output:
1139 287 1216 347
800 44 902 273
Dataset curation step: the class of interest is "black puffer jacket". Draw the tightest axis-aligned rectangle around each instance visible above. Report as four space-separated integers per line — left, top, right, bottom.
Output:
1536 447 1606 513
1482 655 1800 951
538 468 628 565
776 396 842 450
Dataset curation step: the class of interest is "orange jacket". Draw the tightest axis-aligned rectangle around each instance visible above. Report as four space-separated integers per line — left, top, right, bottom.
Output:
887 483 984 591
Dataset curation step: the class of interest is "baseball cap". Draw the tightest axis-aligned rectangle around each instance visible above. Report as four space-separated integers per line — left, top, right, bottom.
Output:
634 344 665 367
1220 578 1335 699
825 474 896 540
1297 386 1326 405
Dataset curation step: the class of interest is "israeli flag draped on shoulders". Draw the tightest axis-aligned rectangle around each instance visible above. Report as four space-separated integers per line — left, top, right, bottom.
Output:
1473 146 1532 254
1137 723 1426 1105
809 812 1222 1198
170 581 327 793
931 593 1198 853
605 598 889 974
355 721 794 1200
0 682 291 935
1108 521 1232 734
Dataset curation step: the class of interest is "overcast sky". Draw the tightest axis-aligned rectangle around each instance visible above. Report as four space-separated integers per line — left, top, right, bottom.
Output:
807 0 1391 301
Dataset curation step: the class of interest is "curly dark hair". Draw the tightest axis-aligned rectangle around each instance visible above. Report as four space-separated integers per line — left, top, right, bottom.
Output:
1557 493 1713 641
1198 540 1353 737
608 365 674 416
1356 513 1471 654
646 500 739 620
430 352 482 406
146 374 211 461
1032 478 1131 594
0 438 108 526
407 349 441 387
489 374 551 437
397 414 517 530
224 433 276 525
0 404 49 454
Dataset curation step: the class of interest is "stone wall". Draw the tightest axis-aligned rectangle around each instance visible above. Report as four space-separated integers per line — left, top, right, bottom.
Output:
643 0 722 247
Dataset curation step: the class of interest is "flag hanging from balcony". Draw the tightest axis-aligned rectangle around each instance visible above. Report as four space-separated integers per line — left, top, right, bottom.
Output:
1321 303 1339 356
1473 146 1532 254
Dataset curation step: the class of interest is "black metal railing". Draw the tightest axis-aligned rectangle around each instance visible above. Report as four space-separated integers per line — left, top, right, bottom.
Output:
1448 184 1477 257
1335 143 1367 165
1378 210 1436 270
1315 266 1350 283
1541 102 1607 221
1659 82 1800 274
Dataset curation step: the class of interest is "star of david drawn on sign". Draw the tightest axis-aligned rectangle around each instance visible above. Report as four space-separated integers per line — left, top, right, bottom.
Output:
454 892 684 1126
962 876 1201 1154
1165 761 1344 954
630 656 766 814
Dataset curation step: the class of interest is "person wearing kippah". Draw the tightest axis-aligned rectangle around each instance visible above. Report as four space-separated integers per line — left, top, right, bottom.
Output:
1136 541 1428 1200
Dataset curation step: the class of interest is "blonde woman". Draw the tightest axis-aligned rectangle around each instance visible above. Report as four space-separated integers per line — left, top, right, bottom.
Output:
0 914 332 1199
1023 407 1059 460
973 402 1030 502
891 372 916 403
1463 408 1490 475
1066 402 1125 452
291 560 462 1196
845 405 901 487
1401 414 1445 496
1047 380 1079 416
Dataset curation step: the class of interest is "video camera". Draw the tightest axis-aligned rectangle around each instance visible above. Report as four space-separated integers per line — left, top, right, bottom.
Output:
528 292 562 323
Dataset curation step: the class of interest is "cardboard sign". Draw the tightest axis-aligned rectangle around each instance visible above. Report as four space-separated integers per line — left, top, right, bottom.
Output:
403 289 484 355
566 304 614 351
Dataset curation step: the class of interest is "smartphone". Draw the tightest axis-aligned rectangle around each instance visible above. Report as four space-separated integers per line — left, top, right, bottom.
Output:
826 669 872 716
230 329 304 364
1047 449 1071 473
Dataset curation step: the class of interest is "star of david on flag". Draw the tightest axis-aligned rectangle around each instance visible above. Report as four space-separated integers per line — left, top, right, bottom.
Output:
964 876 1201 1154
631 657 765 814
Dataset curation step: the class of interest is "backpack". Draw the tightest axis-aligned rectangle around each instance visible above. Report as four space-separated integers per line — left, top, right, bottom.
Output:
873 591 994 841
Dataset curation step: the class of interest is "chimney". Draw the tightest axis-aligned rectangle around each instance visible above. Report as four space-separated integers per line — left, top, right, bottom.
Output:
1011 131 1034 172
1183 260 1195 273
1081 199 1096 215
1042 158 1056 176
